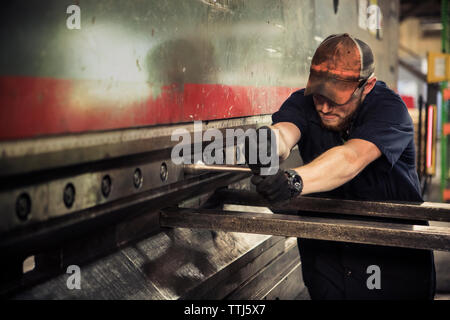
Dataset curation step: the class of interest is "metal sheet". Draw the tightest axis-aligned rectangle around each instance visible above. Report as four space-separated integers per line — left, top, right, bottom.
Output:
160 208 450 251
11 227 285 300
217 190 450 222
0 0 399 140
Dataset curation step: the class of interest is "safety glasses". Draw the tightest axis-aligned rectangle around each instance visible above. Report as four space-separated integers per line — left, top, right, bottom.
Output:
313 78 369 107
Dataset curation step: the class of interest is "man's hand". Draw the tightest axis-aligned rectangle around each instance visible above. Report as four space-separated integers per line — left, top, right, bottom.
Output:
251 169 293 203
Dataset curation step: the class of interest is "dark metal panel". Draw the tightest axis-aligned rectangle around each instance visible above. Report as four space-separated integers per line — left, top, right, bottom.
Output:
0 172 250 255
226 237 304 300
160 208 450 251
183 235 287 299
262 262 309 300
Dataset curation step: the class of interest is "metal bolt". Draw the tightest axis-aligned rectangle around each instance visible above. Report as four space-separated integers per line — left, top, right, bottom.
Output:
160 163 168 182
63 183 76 208
101 175 112 198
16 193 31 221
133 168 143 189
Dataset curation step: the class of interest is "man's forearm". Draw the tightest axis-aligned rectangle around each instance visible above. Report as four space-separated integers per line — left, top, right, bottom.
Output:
293 145 361 195
269 124 299 161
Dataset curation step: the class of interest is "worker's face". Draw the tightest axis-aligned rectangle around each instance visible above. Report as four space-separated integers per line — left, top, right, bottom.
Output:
313 92 362 132
313 77 377 132
313 78 376 131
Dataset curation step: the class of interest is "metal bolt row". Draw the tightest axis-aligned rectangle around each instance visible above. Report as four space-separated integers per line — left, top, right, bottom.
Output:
15 163 169 222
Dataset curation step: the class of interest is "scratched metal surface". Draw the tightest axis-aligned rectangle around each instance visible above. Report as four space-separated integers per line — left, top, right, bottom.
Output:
0 0 398 85
12 228 279 299
0 0 312 85
0 0 399 140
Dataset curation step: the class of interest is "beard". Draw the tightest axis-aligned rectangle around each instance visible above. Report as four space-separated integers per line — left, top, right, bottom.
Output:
319 111 355 132
319 93 364 132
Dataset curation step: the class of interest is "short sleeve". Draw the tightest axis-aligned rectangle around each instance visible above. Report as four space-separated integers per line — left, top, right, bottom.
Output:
349 93 414 168
272 90 309 135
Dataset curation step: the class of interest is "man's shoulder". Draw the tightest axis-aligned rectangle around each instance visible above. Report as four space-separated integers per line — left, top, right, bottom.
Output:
284 88 314 108
361 81 411 120
366 81 405 106
289 88 307 100
272 88 316 131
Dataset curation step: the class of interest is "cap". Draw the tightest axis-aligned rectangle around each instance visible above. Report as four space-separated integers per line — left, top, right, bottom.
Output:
304 33 375 105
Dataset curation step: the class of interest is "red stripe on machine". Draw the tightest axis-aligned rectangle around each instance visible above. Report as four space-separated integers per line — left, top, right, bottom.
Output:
0 76 298 141
426 105 434 169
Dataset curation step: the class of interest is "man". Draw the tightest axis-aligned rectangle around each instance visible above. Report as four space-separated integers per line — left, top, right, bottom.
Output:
245 34 435 299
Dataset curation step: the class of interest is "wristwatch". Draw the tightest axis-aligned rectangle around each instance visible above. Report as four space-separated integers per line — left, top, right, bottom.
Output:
284 169 303 198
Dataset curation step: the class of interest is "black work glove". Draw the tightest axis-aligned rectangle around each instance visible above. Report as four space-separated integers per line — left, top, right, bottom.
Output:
244 126 277 175
251 169 292 203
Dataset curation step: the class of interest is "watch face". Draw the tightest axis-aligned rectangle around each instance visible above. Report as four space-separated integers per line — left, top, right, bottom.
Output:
283 169 303 197
285 170 302 193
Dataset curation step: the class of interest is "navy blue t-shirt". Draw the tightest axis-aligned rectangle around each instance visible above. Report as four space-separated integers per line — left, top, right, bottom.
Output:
271 81 435 299
272 81 423 203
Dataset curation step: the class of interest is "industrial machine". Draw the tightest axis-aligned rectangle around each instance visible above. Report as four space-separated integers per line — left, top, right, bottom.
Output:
1 0 448 299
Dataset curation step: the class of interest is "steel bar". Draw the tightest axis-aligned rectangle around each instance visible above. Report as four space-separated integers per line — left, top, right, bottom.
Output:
216 189 450 222
160 208 450 251
184 163 251 174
